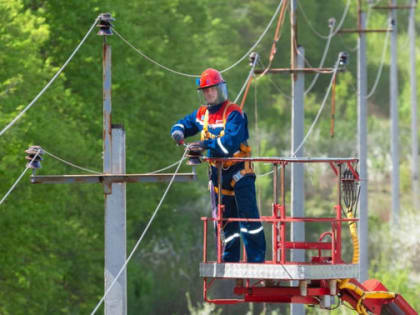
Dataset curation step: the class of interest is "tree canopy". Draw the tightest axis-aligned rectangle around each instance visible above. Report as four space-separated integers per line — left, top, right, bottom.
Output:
1 0 419 314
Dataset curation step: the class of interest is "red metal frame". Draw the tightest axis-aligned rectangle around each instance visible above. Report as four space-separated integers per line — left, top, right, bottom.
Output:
200 158 418 313
202 157 358 266
201 158 359 305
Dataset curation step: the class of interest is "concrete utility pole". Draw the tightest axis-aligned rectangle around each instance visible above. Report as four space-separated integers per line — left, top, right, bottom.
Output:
29 13 195 315
254 1 336 313
291 46 305 313
357 11 369 283
372 0 419 222
389 0 400 225
290 3 305 315
100 18 128 314
339 0 396 282
409 0 419 208
105 126 127 315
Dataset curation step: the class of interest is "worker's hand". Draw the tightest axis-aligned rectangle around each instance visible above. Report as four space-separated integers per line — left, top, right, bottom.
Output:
187 141 206 154
171 130 184 145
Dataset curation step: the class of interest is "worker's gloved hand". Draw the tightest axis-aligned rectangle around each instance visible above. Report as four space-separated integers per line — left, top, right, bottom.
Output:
187 141 206 154
171 130 184 145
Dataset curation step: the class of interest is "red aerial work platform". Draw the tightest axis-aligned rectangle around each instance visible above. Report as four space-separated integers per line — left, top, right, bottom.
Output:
199 157 417 314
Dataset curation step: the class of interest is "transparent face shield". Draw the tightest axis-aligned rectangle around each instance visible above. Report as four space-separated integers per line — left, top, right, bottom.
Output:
197 82 228 106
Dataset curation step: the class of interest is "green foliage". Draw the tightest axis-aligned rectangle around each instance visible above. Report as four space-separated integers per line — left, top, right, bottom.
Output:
0 0 419 314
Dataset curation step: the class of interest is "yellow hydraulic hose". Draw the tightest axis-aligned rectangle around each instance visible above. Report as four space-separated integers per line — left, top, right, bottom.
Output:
346 210 359 264
337 208 396 315
338 279 368 315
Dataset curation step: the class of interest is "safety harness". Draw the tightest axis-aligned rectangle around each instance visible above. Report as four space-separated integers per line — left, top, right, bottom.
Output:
201 102 254 196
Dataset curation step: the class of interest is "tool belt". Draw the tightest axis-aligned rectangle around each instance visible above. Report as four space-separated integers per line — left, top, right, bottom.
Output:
213 161 255 197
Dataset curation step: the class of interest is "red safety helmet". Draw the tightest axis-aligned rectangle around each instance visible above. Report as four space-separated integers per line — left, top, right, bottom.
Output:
197 68 228 106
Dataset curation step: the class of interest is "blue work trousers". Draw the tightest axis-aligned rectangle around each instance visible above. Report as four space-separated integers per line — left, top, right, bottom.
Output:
212 167 266 263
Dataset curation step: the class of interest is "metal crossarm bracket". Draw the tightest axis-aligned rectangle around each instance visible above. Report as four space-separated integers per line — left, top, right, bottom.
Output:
30 173 196 184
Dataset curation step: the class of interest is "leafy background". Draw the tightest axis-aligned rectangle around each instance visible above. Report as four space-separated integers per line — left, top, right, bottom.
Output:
0 0 419 314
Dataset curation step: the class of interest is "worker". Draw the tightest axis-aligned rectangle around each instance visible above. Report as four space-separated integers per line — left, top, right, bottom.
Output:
170 68 266 263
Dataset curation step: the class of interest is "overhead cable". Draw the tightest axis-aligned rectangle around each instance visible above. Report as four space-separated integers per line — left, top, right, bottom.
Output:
114 0 284 77
45 147 188 175
90 149 188 315
233 54 258 104
0 149 41 206
258 55 341 176
0 16 100 137
366 21 391 99
257 0 289 78
219 0 284 74
297 0 351 40
42 148 101 174
304 26 334 95
146 157 187 174
257 59 292 99
42 52 258 178
292 55 341 157
113 29 200 78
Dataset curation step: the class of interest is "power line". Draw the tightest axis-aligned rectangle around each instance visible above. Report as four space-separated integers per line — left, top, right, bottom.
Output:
297 0 351 40
90 148 188 315
113 0 285 77
257 55 341 177
233 55 258 104
215 0 285 74
17 73 258 179
257 59 292 99
0 16 99 137
292 56 341 157
113 29 200 78
146 157 187 174
0 149 41 206
297 0 331 39
304 27 334 95
45 147 189 175
366 21 391 99
42 148 101 174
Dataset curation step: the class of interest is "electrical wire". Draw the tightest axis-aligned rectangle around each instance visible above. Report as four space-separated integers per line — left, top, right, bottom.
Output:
42 148 101 174
233 55 258 104
257 59 292 100
268 78 292 100
113 0 284 77
292 56 341 157
297 0 351 40
37 56 256 178
220 0 284 73
257 0 289 78
304 26 334 95
366 22 390 99
0 149 41 206
45 147 188 175
258 54 341 178
0 16 100 137
146 157 187 174
297 0 331 40
335 0 382 54
113 29 200 78
90 148 188 315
